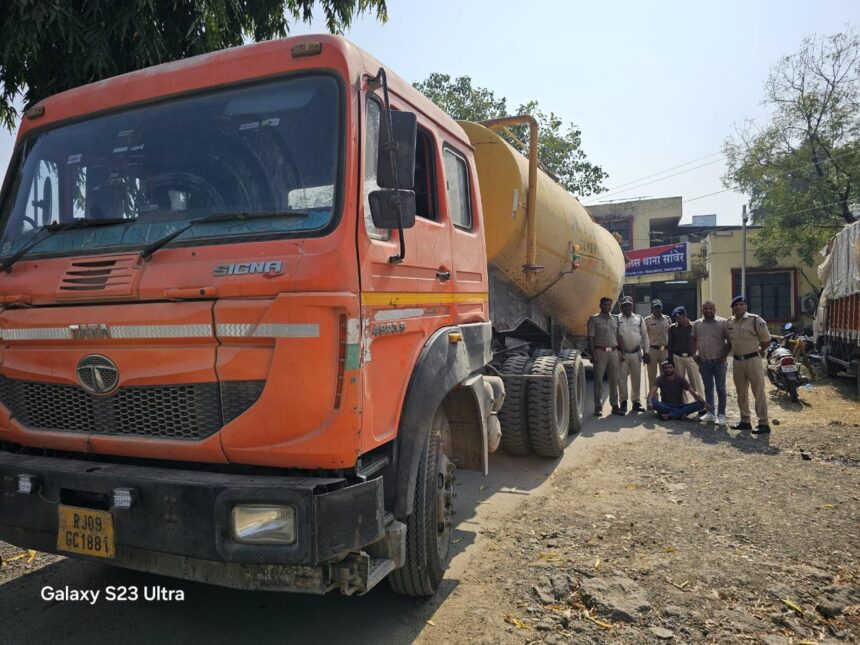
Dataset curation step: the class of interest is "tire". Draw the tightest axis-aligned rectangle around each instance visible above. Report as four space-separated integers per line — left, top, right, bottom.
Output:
559 349 585 434
532 348 555 358
498 354 534 456
388 407 455 596
788 381 799 402
527 356 570 458
825 356 841 377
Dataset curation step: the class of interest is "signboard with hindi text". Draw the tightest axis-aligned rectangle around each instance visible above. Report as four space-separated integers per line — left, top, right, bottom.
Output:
625 242 689 277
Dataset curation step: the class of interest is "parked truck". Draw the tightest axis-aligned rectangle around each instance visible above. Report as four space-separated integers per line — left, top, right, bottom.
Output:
0 35 624 596
816 220 860 397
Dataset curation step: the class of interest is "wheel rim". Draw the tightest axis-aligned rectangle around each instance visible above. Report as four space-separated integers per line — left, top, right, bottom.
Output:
555 374 568 439
576 363 585 422
435 451 454 562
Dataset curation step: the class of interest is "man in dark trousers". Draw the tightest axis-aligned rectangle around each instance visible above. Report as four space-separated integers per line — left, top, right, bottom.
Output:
646 361 711 421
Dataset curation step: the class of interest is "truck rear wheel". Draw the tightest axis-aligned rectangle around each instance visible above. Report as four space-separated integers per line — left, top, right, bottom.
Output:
389 407 454 596
559 349 585 434
825 356 841 377
527 356 570 458
498 354 534 456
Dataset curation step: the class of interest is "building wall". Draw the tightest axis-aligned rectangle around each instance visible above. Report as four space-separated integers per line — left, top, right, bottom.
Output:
588 198 700 315
588 197 683 252
701 230 821 327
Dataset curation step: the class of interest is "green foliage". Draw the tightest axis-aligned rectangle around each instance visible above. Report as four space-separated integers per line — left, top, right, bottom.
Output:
414 73 608 197
723 28 860 266
0 0 387 131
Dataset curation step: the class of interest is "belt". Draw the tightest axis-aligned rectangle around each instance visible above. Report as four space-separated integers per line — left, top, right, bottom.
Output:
594 345 616 352
651 345 667 350
674 352 691 358
734 352 760 361
622 348 641 354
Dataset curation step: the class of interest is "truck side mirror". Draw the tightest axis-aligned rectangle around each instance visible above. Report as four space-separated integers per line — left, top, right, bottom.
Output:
377 109 416 190
369 190 416 230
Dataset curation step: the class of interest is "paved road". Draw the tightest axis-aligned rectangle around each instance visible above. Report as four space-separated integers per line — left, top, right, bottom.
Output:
0 372 651 645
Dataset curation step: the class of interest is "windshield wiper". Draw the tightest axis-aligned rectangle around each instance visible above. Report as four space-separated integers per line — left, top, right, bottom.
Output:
140 210 308 261
1 218 130 273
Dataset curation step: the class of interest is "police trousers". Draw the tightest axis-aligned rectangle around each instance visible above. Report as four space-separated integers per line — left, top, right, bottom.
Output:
733 356 769 424
618 350 643 404
592 349 619 410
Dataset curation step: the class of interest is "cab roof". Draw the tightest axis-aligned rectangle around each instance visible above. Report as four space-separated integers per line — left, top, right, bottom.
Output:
17 34 468 147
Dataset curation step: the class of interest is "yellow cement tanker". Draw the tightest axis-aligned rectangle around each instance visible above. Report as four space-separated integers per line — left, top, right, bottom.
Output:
459 120 625 337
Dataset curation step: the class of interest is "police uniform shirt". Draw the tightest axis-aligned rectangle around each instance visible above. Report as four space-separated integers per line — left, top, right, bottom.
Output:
726 312 771 355
644 314 670 348
692 316 729 360
618 313 649 352
587 313 620 347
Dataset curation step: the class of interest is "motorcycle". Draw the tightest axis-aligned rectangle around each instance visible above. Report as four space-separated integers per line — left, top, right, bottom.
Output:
766 323 809 402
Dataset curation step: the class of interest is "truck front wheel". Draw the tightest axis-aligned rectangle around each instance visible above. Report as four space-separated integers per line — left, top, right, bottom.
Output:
389 407 455 596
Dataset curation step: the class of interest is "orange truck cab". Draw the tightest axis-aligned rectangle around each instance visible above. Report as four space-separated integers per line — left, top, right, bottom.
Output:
0 35 505 596
0 35 624 596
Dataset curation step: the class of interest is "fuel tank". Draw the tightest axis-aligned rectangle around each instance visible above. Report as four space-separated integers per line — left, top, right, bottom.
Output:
460 121 625 336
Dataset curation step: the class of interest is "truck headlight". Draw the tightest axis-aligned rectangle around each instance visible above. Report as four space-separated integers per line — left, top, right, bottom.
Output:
231 504 296 544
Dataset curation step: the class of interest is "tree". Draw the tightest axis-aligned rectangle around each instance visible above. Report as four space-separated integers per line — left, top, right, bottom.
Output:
414 73 608 197
0 0 387 131
723 28 860 265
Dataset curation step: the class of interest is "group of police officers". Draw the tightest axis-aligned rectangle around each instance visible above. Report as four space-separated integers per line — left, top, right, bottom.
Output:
586 294 772 434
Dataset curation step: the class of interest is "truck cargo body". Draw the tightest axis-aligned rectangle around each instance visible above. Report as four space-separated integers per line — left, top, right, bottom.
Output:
0 35 622 595
817 220 860 396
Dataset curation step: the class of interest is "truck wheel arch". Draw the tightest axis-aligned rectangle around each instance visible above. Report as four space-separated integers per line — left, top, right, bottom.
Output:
384 322 494 519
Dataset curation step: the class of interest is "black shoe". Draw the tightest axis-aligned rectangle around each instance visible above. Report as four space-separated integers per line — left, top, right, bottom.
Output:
752 425 771 434
730 421 753 430
593 409 602 418
631 402 643 412
619 401 628 413
611 406 625 416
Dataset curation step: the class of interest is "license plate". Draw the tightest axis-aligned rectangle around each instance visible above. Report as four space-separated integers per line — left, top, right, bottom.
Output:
57 505 115 559
782 365 798 372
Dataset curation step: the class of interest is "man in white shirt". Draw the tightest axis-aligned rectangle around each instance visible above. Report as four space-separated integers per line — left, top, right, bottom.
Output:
616 295 650 413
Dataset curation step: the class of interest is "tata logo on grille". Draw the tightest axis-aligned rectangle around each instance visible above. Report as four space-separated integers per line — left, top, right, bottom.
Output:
70 324 111 340
213 261 283 277
76 355 119 395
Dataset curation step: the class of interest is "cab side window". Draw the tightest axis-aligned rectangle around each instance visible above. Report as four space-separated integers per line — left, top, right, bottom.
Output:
414 131 437 220
363 98 389 240
443 149 472 229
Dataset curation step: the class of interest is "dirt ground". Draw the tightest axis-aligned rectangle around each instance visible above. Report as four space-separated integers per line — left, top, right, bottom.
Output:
1 368 858 645
413 369 860 644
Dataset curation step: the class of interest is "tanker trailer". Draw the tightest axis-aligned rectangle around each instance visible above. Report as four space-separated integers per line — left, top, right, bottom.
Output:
458 118 625 456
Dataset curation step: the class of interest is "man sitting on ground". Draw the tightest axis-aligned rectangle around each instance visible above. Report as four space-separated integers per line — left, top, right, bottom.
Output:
646 361 711 421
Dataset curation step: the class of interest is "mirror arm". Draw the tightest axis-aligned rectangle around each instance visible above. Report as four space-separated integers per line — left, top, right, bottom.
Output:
372 67 407 264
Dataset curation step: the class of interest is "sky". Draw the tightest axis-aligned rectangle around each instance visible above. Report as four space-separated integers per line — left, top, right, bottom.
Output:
1 0 857 225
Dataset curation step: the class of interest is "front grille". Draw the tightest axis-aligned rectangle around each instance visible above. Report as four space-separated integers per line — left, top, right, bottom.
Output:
0 377 264 440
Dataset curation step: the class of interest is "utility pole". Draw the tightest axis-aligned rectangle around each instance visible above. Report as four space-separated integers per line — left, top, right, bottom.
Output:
741 204 748 298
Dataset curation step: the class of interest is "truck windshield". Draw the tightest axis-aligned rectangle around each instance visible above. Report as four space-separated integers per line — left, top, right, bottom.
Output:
0 74 341 259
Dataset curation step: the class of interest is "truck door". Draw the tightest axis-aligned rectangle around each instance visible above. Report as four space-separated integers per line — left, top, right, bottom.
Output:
445 146 489 323
357 96 454 448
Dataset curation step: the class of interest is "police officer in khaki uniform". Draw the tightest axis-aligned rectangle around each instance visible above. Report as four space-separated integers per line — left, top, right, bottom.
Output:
644 300 671 405
587 296 623 417
616 295 650 413
726 295 772 434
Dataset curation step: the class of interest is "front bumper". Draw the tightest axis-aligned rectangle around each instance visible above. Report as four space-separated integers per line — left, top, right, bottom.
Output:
0 450 387 593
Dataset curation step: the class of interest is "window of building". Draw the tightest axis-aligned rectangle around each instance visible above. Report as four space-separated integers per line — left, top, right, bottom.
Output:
597 218 632 250
732 270 794 321
443 148 472 229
